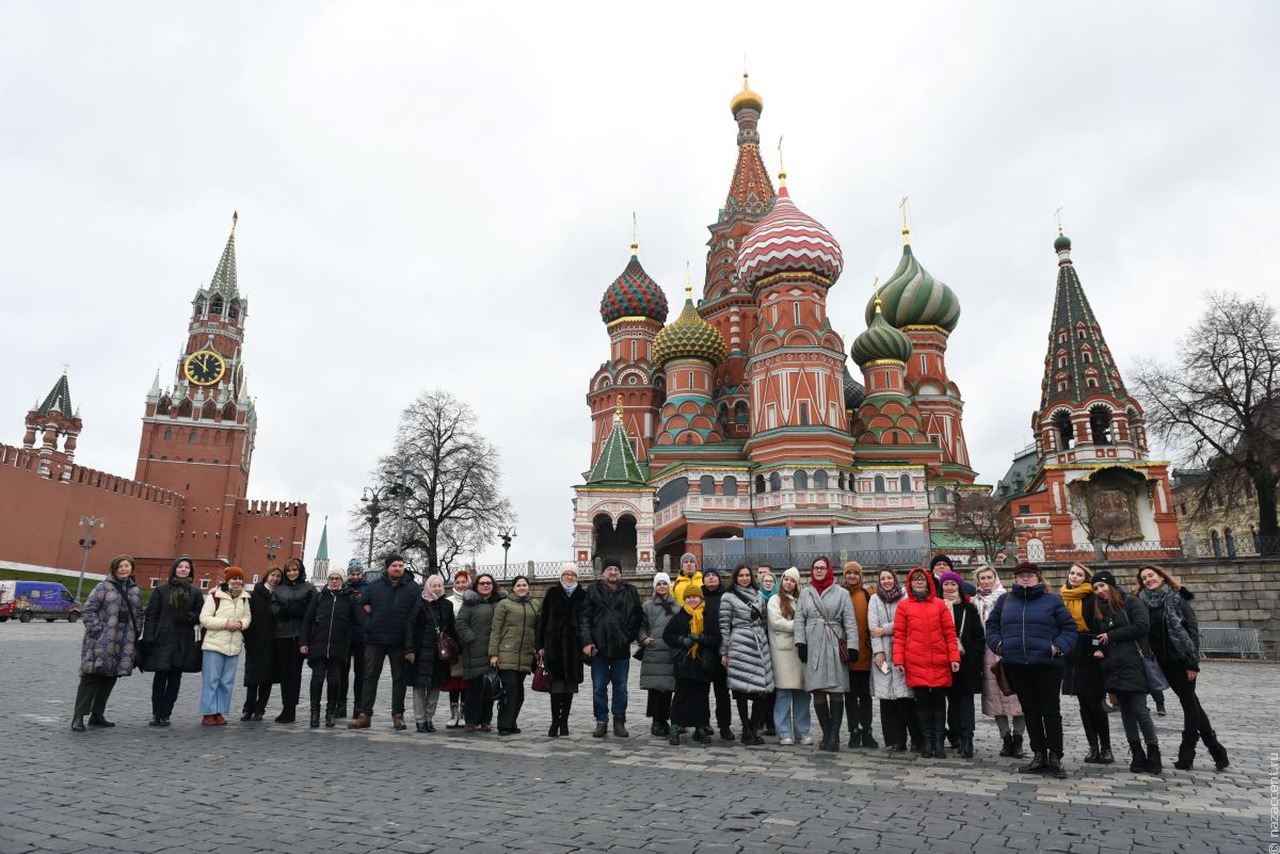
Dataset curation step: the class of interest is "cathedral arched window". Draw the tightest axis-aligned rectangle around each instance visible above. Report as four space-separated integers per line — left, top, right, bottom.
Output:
1082 349 1093 364
1054 410 1074 449
177 399 193 418
838 473 846 490
719 404 730 428
794 470 808 491
194 300 206 319
734 401 749 424
209 295 224 316
1224 528 1237 557
164 428 172 440
157 397 171 415
1210 530 1222 558
813 470 828 490
723 476 738 497
755 475 766 494
1057 354 1067 369
1089 405 1113 445
873 475 886 493
229 299 241 321
900 474 912 493
769 472 782 492
934 486 949 504
700 475 716 496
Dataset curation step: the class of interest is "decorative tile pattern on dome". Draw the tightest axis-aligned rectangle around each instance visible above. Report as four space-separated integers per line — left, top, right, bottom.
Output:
852 305 914 367
601 253 669 324
866 244 960 333
842 365 866 411
735 188 843 291
653 296 728 366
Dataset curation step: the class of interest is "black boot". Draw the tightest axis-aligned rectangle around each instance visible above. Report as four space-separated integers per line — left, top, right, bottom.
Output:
1129 740 1147 773
1018 751 1048 773
1145 744 1163 775
960 736 974 758
1204 731 1230 771
87 714 115 728
1083 732 1102 764
846 699 859 748
826 698 844 752
309 705 320 728
668 722 681 746
861 728 879 748
548 696 562 738
71 715 86 732
1173 733 1196 769
814 703 832 751
933 707 947 759
916 706 935 758
999 732 1015 757
1010 733 1027 758
1097 737 1114 764
325 708 336 728
559 696 572 736
1048 753 1069 779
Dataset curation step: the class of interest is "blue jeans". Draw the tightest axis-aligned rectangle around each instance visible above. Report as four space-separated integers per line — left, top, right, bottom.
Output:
774 688 812 740
200 651 238 715
590 654 630 722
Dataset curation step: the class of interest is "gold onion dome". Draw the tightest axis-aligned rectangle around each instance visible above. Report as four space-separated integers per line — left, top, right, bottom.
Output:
653 286 728 367
852 298 914 367
730 73 763 115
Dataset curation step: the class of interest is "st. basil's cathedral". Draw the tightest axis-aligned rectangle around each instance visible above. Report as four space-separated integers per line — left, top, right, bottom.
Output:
571 76 1180 572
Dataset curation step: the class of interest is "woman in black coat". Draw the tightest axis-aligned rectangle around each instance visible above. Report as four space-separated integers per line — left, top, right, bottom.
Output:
300 568 359 728
701 570 734 741
241 566 281 721
536 563 586 738
1061 564 1112 765
1088 571 1161 775
1138 564 1229 772
663 583 719 746
404 573 457 733
142 556 204 726
939 572 983 758
269 559 315 723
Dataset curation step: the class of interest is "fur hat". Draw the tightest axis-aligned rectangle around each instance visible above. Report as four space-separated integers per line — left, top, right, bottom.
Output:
224 566 244 580
652 572 672 591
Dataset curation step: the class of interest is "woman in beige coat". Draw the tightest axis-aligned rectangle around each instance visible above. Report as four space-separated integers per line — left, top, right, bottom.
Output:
198 567 252 726
766 568 812 745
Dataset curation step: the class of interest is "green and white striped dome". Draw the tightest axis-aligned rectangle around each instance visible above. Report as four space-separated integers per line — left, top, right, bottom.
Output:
865 240 960 333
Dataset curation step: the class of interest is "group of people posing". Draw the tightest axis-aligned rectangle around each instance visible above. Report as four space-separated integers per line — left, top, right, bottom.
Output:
68 550 1231 781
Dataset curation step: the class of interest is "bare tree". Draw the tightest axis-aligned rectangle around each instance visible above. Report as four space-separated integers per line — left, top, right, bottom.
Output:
1067 488 1128 558
953 492 1014 562
350 390 515 575
1133 292 1280 554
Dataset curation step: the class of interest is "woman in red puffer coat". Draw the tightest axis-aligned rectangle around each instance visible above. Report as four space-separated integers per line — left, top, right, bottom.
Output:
893 567 960 759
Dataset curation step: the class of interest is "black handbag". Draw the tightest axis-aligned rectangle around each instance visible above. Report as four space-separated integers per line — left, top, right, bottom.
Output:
482 667 505 701
183 625 204 673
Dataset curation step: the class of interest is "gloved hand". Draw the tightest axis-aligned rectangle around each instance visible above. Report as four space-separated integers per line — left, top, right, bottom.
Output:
681 637 695 648
848 648 858 662
689 633 703 643
796 643 808 663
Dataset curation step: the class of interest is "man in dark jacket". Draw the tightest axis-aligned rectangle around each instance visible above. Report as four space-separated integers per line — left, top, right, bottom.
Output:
579 557 642 738
349 554 421 730
336 558 366 718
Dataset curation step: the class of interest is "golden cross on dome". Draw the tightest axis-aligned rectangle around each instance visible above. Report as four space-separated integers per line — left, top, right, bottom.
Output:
631 211 638 253
776 136 786 185
1054 206 1065 234
872 276 883 311
899 197 911 244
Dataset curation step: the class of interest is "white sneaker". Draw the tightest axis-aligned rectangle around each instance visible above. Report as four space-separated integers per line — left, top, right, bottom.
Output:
799 734 814 745
778 736 795 745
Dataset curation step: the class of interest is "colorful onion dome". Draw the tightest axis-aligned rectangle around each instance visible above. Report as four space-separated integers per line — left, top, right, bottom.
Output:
730 72 763 115
600 244 669 324
653 286 727 366
865 233 960 333
852 298 914 367
842 364 866 410
735 181 843 291
1054 231 1072 251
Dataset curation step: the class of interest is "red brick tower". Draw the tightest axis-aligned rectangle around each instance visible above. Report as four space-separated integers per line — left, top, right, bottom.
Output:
22 370 83 479
135 213 257 563
736 174 852 467
589 242 669 467
701 74 777 440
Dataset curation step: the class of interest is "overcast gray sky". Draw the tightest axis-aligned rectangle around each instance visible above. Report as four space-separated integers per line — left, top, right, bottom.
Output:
2 2 1277 570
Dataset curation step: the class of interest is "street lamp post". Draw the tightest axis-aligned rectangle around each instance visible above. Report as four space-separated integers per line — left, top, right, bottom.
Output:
500 528 516 576
75 515 105 601
361 487 386 567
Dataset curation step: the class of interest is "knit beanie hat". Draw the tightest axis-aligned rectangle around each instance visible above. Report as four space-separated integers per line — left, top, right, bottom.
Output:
931 554 954 572
1092 570 1118 589
939 570 964 587
224 566 244 580
384 553 405 570
327 567 346 581
653 572 672 591
347 558 365 573
602 556 623 571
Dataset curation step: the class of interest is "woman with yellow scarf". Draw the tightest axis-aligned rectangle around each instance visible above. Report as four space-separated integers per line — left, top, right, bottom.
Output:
662 583 718 746
1061 563 1113 764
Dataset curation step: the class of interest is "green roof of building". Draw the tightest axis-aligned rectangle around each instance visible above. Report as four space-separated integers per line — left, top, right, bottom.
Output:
36 372 73 417
586 412 650 487
315 518 329 561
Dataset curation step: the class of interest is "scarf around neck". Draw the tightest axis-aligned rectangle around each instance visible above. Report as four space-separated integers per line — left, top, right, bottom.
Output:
1060 582 1094 631
876 582 904 604
971 583 1005 620
1140 583 1198 661
684 600 704 659
810 570 834 594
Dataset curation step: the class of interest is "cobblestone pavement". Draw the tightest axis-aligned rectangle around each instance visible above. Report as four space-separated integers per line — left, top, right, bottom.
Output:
1 623 1275 853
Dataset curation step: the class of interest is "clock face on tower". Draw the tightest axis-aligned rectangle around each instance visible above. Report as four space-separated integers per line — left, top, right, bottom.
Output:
184 349 226 386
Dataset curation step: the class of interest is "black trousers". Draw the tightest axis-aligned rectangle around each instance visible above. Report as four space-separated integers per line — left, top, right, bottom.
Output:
309 657 344 711
73 675 117 717
879 697 921 748
646 689 672 724
151 670 183 718
358 644 407 717
671 678 711 729
463 676 495 726
497 670 526 731
845 670 873 733
242 683 273 715
274 637 305 712
338 640 365 712
1075 690 1111 749
1004 663 1064 756
945 685 976 739
1159 658 1216 747
711 671 731 730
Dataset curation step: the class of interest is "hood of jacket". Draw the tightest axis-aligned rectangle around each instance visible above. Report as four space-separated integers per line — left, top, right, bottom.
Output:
463 588 507 607
1011 582 1047 600
906 568 937 602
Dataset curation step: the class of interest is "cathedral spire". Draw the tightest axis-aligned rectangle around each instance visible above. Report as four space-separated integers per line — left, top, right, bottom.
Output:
36 370 74 417
1039 231 1129 411
208 211 239 296
723 74 775 220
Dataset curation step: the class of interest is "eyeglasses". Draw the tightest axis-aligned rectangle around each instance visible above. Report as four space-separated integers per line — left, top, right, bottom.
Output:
477 581 493 587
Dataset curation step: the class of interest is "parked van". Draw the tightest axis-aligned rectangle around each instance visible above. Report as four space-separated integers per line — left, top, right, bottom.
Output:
0 580 83 623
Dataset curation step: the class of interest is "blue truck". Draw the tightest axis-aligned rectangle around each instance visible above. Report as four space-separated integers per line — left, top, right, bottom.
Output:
0 580 84 622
